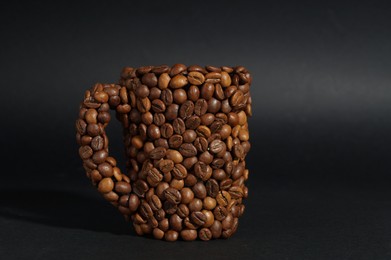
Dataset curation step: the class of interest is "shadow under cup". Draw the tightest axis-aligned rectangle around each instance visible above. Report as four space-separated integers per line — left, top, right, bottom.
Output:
76 64 252 241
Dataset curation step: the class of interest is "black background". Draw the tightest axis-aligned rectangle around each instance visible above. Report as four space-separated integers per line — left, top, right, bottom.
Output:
1 0 391 259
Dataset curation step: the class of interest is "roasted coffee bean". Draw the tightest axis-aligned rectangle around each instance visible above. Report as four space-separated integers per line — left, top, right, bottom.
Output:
210 120 223 133
170 214 183 231
149 147 167 160
216 191 231 207
173 89 187 104
135 84 150 98
206 179 219 198
168 134 183 148
164 187 182 205
165 230 179 242
170 63 187 76
181 229 197 241
207 98 221 113
153 113 166 126
188 64 207 73
185 115 201 129
153 228 165 240
187 71 205 85
160 123 174 138
170 74 188 88
194 99 208 116
199 228 212 241
192 182 207 199
164 201 178 214
161 89 173 105
179 100 194 119
201 82 215 100
165 104 179 121
230 90 245 107
194 137 208 153
188 85 200 101
211 159 225 169
203 197 217 210
172 118 186 134
158 73 171 89
147 167 163 184
149 195 162 211
141 73 158 87
233 144 245 159
190 211 206 226
180 187 194 204
183 158 198 171
196 125 211 138
133 179 149 197
199 151 213 164
179 143 197 157
194 162 212 181
140 201 154 218
172 164 188 179
220 71 232 87
97 162 113 177
98 177 114 193
209 140 225 154
228 186 244 199
177 204 190 218
92 150 108 164
87 123 101 136
150 87 162 101
200 113 215 126
158 159 174 173
214 83 225 100
183 129 197 143
151 99 166 113
166 149 183 163
152 65 170 75
210 220 223 238
213 205 228 221
79 145 93 159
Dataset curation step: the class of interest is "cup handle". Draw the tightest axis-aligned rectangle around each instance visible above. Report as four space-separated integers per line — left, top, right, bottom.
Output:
76 83 134 215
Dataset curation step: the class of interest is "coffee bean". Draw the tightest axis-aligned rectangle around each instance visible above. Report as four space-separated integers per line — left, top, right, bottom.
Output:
179 100 194 119
152 65 170 75
188 65 207 73
194 162 212 181
172 164 188 179
188 198 203 212
213 205 228 221
168 134 183 148
190 211 206 226
135 84 150 98
79 145 93 159
87 123 101 137
216 191 231 207
187 71 205 85
165 230 179 242
76 119 87 135
173 118 186 134
183 130 197 143
133 179 149 197
177 204 190 218
97 162 113 177
207 98 221 113
161 89 173 105
180 187 194 204
98 177 114 193
220 179 232 190
209 140 224 154
185 115 201 129
158 159 174 173
211 159 225 169
140 201 154 218
164 187 182 204
194 137 208 153
183 158 198 171
230 90 245 107
203 197 217 210
201 82 215 100
147 167 163 184
228 186 244 199
181 229 197 241
206 179 219 198
170 75 188 88
165 104 179 121
153 113 166 126
158 73 171 89
173 89 187 104
199 151 213 164
220 71 232 87
92 150 108 164
170 214 183 232
160 123 174 138
196 125 211 138
166 149 183 163
194 99 208 116
188 85 200 101
199 228 212 241
151 99 166 113
200 113 215 126
170 63 187 77
192 182 207 199
141 73 158 87
149 147 167 160
149 195 162 211
233 144 245 159
179 143 197 157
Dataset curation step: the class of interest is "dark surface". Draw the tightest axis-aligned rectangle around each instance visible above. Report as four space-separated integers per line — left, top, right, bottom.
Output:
1 0 391 259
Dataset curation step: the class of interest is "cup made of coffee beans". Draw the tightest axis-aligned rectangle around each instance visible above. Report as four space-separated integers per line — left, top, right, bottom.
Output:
76 64 252 241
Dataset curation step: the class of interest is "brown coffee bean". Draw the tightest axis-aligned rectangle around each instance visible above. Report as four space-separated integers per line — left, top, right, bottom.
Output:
220 71 232 87
151 99 166 113
194 162 212 181
168 134 183 149
199 151 213 164
79 145 93 159
135 84 150 98
152 65 170 75
230 90 245 107
179 100 194 119
210 220 223 238
188 198 203 212
211 159 225 170
97 162 113 177
161 89 173 105
209 140 225 154
190 211 206 226
180 187 194 204
133 179 149 197
183 158 198 171
196 125 211 138
98 177 114 193
170 214 183 232
170 63 187 76
153 228 165 240
185 115 201 129
179 143 197 157
188 65 207 73
172 118 186 134
213 205 228 221
141 73 158 87
136 66 153 75
187 71 205 85
149 195 162 211
149 147 167 160
194 137 208 153
202 210 215 227
192 182 207 199
164 187 182 205
165 230 179 242
76 119 87 135
188 85 200 101
149 87 162 100
170 74 188 88
233 144 245 159
94 91 109 103
160 123 174 138
181 229 197 241
216 191 231 207
201 82 215 100
177 204 190 218
194 99 208 116
166 149 183 163
220 179 233 190
85 109 98 124
158 159 174 173
206 179 219 198
92 150 108 164
153 113 165 126
199 228 212 241
228 186 244 199
173 89 187 104
183 130 197 143
203 197 217 210
114 181 131 194
87 123 100 137
165 104 179 121
172 164 188 179
147 167 163 184
158 73 171 89
200 113 215 126
207 98 221 113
